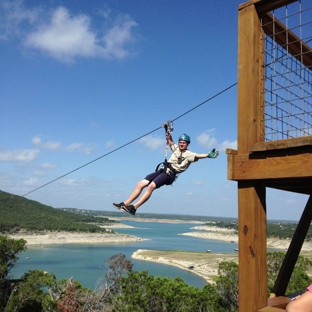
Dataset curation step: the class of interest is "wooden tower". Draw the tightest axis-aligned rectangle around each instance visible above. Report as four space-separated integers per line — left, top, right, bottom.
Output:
227 0 312 311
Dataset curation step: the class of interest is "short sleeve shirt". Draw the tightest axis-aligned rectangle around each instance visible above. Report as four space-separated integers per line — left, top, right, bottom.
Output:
168 143 197 173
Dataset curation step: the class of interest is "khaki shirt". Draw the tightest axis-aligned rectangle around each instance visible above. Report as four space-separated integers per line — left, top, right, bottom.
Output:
168 143 197 173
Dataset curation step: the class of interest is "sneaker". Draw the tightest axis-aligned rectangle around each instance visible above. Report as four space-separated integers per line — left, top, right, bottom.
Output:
112 202 126 211
121 205 136 216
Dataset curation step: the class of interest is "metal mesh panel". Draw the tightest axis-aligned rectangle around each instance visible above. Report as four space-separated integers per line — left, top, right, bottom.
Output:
262 0 312 141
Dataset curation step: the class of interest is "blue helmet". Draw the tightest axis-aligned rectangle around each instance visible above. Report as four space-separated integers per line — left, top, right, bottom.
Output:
178 134 191 143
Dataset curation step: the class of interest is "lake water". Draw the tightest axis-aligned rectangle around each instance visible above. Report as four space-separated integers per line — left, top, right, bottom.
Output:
12 220 238 289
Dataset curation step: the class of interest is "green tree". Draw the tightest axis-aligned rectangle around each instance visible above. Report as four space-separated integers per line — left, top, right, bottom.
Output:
267 252 312 295
0 236 26 312
115 271 226 312
215 261 239 312
0 236 26 280
5 270 57 312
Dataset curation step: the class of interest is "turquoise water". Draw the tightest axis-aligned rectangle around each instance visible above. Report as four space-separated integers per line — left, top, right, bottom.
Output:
12 221 238 289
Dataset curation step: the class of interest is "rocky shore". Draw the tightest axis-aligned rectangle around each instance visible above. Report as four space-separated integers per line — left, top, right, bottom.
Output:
8 230 145 245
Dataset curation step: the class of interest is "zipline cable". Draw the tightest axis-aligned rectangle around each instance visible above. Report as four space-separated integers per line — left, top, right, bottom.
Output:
22 82 237 197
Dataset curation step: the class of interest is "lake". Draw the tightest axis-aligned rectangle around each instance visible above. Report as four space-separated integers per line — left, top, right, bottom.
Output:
12 220 238 289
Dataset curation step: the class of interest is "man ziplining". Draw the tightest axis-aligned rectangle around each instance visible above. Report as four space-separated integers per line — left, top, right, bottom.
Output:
112 124 219 216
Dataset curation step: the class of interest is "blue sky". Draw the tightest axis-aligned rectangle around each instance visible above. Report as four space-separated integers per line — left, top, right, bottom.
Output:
0 0 308 220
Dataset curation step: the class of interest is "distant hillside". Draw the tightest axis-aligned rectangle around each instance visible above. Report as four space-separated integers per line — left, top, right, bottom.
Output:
0 190 115 233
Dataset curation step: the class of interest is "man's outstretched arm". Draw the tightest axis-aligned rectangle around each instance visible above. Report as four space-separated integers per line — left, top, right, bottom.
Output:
194 149 219 161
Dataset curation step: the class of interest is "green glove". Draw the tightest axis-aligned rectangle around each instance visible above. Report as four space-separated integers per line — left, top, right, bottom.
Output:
208 148 219 159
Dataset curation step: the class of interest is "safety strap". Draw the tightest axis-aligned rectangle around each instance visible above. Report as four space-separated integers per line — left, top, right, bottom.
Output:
154 121 174 173
155 161 177 174
161 121 173 172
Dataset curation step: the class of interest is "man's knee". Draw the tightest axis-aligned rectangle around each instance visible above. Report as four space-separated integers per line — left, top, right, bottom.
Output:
147 182 157 192
137 179 149 189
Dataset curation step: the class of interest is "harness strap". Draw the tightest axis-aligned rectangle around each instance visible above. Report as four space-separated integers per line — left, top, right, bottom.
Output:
155 162 176 174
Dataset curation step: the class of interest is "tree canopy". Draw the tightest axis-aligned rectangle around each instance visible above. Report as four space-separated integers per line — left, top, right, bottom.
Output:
0 190 116 234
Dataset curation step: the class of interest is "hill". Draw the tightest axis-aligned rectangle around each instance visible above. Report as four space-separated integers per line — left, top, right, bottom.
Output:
0 190 115 233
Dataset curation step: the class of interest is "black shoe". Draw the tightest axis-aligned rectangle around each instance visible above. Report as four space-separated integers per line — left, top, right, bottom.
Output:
121 205 136 216
112 202 126 211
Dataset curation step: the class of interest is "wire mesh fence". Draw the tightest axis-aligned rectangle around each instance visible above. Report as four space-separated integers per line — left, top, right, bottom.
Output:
261 0 312 141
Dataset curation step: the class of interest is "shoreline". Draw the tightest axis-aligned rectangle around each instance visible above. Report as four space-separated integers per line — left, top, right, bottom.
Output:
131 249 238 284
7 231 146 245
181 225 312 251
7 223 312 250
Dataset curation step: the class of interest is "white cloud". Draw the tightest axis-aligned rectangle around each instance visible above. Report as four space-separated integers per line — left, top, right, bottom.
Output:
219 139 237 152
40 162 57 169
0 1 138 63
23 177 39 186
192 180 203 185
0 148 40 162
139 135 165 151
196 130 217 149
32 136 96 155
104 140 115 149
0 1 137 62
32 136 62 151
0 0 39 39
60 178 90 187
101 16 137 60
196 130 237 153
24 7 101 62
66 142 96 155
34 170 45 176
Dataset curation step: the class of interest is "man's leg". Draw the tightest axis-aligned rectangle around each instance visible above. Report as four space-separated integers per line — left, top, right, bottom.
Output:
132 181 157 209
124 179 149 206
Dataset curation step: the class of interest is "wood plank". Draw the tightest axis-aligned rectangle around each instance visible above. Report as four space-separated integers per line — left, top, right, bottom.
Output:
253 0 298 13
228 153 312 180
251 137 312 152
238 0 297 12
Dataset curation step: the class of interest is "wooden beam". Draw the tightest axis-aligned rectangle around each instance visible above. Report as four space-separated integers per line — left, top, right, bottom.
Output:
272 195 312 296
261 13 312 68
253 0 298 13
228 153 312 180
237 4 268 311
238 0 297 13
237 1 265 154
251 137 312 152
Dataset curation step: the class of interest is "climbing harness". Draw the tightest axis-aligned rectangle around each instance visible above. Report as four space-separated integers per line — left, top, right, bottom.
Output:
155 121 174 173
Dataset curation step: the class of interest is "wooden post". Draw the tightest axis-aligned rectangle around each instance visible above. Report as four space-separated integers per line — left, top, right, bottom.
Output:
237 2 267 311
238 182 267 311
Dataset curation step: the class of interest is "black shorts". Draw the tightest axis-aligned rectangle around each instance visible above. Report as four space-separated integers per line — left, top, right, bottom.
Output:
145 169 176 188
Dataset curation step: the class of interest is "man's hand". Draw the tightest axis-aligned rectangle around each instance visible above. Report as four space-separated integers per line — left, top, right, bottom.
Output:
208 148 219 159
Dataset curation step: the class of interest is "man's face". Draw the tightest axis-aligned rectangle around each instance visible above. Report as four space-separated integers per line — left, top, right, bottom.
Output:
178 140 189 151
